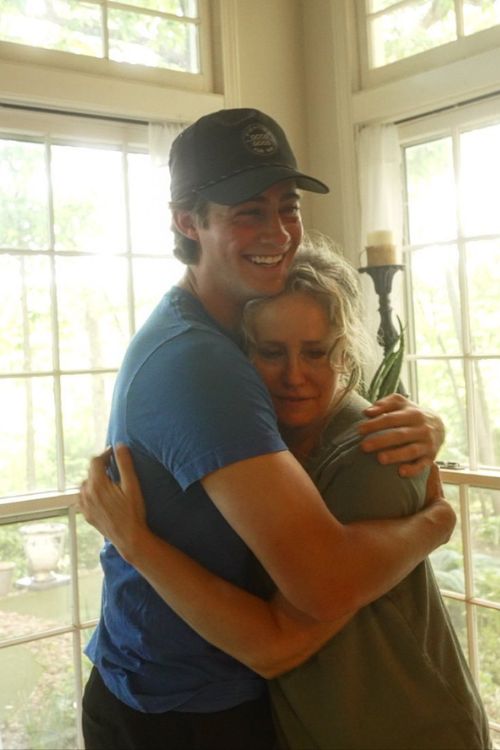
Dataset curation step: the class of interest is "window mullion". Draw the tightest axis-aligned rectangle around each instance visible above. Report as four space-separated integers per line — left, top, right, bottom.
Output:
46 138 66 491
460 484 481 681
101 1 110 60
455 0 464 38
453 125 477 470
122 147 136 336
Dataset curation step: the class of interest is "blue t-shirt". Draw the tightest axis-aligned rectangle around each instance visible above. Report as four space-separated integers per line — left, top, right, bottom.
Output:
85 287 287 713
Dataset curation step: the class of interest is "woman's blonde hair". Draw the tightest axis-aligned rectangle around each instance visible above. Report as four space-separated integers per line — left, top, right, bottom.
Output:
242 231 371 399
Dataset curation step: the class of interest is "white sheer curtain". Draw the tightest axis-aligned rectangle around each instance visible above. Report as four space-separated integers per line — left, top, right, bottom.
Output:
356 123 405 368
357 123 403 258
148 121 185 169
148 121 186 208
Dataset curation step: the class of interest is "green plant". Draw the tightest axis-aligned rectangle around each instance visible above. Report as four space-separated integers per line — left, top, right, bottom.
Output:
363 318 405 403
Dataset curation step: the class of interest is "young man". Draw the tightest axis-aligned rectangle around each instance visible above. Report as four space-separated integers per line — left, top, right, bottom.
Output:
82 108 453 750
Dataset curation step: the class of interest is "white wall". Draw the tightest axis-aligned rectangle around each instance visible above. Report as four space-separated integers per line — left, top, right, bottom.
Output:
225 0 355 253
223 0 318 227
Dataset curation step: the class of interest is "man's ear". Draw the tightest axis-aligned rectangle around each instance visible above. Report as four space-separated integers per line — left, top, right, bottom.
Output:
173 209 199 241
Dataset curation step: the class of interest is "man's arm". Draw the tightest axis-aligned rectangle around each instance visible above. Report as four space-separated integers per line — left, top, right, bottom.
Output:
79 446 353 678
80 446 452 675
202 450 454 622
358 394 446 477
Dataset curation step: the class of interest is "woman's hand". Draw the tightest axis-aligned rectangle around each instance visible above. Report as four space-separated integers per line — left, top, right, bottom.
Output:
79 444 149 561
358 394 446 477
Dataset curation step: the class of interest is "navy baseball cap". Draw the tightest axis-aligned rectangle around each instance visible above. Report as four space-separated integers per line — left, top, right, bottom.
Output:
169 108 329 205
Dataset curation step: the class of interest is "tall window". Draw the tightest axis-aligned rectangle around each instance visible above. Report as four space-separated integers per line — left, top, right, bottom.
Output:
400 100 500 743
0 0 201 73
0 108 183 749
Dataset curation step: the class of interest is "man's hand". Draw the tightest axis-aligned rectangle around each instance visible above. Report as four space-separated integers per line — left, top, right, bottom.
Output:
79 444 148 561
358 394 446 478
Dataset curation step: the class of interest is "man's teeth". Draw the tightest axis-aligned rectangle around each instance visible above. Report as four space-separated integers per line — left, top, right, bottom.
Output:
249 253 285 265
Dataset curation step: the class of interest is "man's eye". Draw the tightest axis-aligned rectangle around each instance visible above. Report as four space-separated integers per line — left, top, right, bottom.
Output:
282 204 300 216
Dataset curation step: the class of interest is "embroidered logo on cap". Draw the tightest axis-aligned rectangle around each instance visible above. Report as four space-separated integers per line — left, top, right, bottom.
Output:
242 123 278 156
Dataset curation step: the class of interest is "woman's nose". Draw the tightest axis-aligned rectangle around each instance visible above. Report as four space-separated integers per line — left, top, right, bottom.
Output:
282 356 306 386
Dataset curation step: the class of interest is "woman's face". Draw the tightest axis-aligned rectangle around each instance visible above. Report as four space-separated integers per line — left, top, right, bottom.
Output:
249 292 340 432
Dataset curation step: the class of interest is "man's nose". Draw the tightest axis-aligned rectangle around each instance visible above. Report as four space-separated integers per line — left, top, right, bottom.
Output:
262 213 290 247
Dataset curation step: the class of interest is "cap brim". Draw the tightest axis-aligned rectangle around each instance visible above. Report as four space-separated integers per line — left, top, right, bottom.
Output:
197 165 329 205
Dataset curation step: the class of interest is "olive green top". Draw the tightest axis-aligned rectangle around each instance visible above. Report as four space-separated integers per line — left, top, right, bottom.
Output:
269 392 491 750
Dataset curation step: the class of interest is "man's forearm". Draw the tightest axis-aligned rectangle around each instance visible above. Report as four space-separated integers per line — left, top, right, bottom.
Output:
333 499 455 615
123 528 353 678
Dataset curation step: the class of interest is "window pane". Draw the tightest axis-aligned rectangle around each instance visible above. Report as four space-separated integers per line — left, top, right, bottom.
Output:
116 0 198 15
477 605 500 726
56 256 129 370
442 597 468 656
0 0 102 57
0 377 57 496
471 359 500 469
0 255 53 373
368 0 397 12
430 484 464 592
370 0 456 67
0 517 71 643
410 245 461 356
467 240 500 354
490 726 500 749
416 359 467 465
132 257 183 328
461 123 500 236
0 139 49 250
405 138 456 244
108 9 199 72
128 153 173 255
470 487 500 600
52 145 126 253
463 0 500 36
0 632 77 749
76 514 103 622
61 373 115 488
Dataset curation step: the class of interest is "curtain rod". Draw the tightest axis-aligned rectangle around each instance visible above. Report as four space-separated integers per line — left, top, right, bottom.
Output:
0 101 150 126
395 88 500 125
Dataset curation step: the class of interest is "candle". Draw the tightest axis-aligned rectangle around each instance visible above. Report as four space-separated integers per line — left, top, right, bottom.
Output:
365 229 400 266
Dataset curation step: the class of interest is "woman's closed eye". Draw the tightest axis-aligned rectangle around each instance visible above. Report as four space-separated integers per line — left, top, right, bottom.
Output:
303 348 329 361
255 347 284 360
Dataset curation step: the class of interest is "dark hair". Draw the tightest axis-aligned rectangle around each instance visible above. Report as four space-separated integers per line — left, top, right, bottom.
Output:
169 194 210 265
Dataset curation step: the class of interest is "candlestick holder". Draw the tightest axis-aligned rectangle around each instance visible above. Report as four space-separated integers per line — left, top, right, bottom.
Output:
359 264 403 354
359 263 407 396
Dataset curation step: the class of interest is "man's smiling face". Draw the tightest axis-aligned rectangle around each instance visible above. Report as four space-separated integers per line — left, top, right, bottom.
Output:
190 180 303 314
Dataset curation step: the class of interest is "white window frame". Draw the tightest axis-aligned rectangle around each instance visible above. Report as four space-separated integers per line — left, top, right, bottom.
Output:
0 0 213 93
0 105 181 749
398 100 500 738
355 0 500 92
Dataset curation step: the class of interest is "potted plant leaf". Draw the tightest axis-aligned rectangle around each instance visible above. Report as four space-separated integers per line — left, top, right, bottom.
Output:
363 318 405 403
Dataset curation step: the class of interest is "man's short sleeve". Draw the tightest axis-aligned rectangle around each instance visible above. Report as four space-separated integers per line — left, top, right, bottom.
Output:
126 330 287 489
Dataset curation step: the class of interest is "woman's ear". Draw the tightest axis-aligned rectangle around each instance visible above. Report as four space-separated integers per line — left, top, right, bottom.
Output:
172 209 199 241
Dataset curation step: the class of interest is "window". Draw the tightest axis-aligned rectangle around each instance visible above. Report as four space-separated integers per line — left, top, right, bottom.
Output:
0 0 201 73
0 107 183 749
364 0 500 68
356 0 500 90
0 108 182 498
400 100 500 743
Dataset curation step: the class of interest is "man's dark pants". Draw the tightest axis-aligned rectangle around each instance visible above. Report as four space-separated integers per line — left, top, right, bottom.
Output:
82 666 276 750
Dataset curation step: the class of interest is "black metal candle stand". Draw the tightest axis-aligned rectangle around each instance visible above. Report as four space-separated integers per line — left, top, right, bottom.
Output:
358 264 404 355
